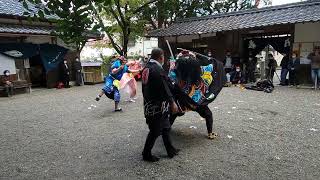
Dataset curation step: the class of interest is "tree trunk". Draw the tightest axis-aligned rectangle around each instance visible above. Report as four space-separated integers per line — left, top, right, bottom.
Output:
157 0 165 28
121 27 129 57
122 35 128 57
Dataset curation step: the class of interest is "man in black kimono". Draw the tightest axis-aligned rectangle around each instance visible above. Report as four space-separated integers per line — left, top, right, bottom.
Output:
141 48 179 162
61 59 70 88
74 57 83 86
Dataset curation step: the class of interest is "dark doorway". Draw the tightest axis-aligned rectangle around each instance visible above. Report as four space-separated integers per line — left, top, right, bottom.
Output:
243 35 292 83
29 54 47 87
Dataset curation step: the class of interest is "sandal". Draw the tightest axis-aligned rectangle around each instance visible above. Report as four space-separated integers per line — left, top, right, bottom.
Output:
208 132 218 139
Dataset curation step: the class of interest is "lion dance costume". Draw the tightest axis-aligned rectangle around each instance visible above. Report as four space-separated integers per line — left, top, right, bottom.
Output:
168 51 226 139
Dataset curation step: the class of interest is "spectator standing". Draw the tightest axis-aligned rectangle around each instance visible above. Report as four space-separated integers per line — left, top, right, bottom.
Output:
288 52 300 86
74 57 83 86
308 49 320 88
223 51 233 73
61 59 70 88
266 54 277 83
280 53 289 85
246 54 257 83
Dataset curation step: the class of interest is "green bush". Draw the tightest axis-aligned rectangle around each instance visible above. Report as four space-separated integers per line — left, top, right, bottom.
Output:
100 54 115 76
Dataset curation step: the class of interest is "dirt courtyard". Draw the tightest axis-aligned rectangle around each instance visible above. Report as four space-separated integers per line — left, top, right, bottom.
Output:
0 84 319 179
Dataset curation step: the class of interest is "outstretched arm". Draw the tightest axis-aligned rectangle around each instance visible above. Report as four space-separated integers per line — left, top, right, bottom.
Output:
111 65 124 74
128 69 142 73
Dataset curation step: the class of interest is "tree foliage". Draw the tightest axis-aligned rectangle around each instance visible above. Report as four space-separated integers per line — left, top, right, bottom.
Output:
21 0 156 56
139 0 270 29
21 0 271 55
92 0 155 56
20 0 96 51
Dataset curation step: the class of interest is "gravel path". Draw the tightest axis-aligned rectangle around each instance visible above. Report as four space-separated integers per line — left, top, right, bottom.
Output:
0 84 319 179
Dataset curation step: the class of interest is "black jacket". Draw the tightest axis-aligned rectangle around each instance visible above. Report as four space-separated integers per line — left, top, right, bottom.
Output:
280 55 289 68
61 63 70 76
230 71 245 83
74 61 82 71
142 61 173 104
287 58 300 70
246 57 257 70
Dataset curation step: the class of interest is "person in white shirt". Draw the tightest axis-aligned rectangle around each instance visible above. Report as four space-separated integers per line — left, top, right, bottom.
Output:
223 51 233 73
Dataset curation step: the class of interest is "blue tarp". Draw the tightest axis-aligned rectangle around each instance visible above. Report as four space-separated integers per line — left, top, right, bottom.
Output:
39 43 68 72
0 43 68 72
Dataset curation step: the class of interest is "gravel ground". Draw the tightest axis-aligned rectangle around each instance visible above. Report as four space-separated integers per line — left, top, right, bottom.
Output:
0 84 320 180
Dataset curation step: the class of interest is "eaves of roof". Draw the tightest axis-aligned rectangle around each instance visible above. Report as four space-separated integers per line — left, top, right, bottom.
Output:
147 0 320 37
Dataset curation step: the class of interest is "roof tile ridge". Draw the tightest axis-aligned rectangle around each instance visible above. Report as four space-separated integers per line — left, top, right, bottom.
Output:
176 0 320 23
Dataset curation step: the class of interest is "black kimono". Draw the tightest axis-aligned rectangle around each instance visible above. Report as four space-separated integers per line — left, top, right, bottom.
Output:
61 62 70 88
141 59 178 161
74 60 83 86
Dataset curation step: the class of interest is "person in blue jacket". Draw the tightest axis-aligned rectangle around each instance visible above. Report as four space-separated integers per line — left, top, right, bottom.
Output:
96 56 141 112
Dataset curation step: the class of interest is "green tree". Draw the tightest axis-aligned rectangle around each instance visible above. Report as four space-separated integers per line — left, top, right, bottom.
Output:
139 0 269 30
92 0 157 56
139 0 180 29
20 0 96 52
22 0 157 56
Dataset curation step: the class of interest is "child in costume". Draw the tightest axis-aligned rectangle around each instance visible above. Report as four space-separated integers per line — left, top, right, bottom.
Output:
119 60 141 102
96 56 141 111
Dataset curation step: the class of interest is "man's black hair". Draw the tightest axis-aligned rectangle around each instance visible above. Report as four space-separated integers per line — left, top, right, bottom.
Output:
150 48 163 60
175 55 201 84
3 70 10 75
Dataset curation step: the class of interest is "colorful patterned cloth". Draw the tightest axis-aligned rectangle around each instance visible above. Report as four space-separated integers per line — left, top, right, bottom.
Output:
169 60 214 104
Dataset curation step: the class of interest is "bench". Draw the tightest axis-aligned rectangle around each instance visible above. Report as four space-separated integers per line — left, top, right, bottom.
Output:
0 80 31 96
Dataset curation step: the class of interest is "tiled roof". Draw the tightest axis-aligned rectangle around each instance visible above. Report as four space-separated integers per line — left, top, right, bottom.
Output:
0 24 53 35
0 23 102 38
147 0 320 37
0 0 58 19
